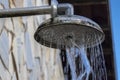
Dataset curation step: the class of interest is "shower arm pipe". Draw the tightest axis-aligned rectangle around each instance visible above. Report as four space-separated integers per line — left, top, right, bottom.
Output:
0 3 74 18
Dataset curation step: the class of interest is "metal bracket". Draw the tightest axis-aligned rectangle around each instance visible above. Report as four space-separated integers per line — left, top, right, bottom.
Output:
51 0 58 17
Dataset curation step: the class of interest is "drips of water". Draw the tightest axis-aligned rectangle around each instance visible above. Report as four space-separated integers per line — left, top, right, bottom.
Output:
66 39 92 80
40 29 107 80
88 33 107 80
64 33 107 80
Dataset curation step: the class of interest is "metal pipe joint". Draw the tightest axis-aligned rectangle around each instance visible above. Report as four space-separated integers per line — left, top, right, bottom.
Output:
0 3 74 18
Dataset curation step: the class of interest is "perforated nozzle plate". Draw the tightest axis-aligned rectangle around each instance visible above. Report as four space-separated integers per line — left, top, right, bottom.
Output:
34 15 105 49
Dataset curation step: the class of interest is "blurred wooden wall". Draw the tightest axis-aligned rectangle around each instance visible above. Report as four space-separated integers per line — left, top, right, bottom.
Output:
0 0 64 80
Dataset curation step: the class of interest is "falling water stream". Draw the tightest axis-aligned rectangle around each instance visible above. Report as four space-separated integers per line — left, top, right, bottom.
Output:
65 38 92 80
40 28 107 80
63 33 107 80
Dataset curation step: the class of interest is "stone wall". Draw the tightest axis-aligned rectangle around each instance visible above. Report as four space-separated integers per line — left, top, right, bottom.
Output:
0 0 64 80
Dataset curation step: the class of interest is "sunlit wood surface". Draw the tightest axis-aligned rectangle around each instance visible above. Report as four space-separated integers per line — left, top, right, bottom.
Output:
0 0 64 80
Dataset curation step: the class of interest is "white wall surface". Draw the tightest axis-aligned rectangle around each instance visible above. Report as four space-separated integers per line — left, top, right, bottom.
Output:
0 0 64 80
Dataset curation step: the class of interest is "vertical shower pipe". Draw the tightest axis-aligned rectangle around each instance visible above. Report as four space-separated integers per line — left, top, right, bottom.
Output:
51 0 58 18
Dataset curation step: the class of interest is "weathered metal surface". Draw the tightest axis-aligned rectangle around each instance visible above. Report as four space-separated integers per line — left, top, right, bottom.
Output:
0 0 64 80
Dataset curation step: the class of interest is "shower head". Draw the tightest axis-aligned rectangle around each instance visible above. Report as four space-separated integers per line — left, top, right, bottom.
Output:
34 15 105 49
0 2 104 49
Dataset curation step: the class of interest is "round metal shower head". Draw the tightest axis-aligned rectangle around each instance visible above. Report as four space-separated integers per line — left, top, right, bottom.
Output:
34 15 105 49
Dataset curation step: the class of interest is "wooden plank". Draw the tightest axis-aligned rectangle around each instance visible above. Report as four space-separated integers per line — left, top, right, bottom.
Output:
12 73 17 80
0 0 9 9
0 29 9 70
0 4 5 35
0 0 65 80
19 64 28 80
0 60 11 80
25 32 34 70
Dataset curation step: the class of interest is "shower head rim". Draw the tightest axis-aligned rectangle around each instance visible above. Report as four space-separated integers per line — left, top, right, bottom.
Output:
39 15 103 32
34 15 105 49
